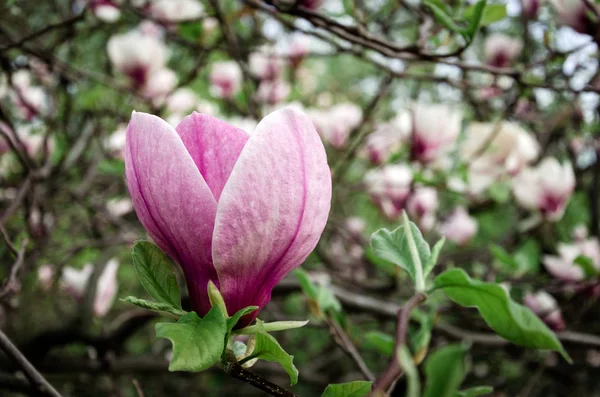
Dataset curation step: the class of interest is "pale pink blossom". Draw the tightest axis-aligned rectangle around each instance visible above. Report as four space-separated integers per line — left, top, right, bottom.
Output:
543 238 600 281
438 207 478 245
310 103 363 149
106 198 134 218
140 68 178 104
521 0 540 18
299 0 325 10
361 112 411 165
148 0 204 23
89 0 121 23
107 30 168 88
524 291 565 330
105 124 127 158
138 20 164 39
484 33 523 68
344 217 366 240
249 49 284 81
256 79 291 105
209 61 242 99
288 35 310 67
407 186 438 231
61 264 94 297
364 164 413 219
410 103 461 164
38 264 55 291
512 158 575 221
166 88 199 114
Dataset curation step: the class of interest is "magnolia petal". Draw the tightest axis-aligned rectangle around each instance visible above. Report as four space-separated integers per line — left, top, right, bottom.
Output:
176 113 249 201
125 112 218 315
213 107 331 321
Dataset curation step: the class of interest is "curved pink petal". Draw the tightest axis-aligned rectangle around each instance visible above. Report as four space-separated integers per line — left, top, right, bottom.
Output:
176 113 249 201
125 112 218 315
212 107 332 320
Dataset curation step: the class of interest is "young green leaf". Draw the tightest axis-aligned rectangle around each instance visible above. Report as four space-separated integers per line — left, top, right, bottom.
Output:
236 320 309 335
227 306 259 334
398 345 421 397
121 296 186 318
574 255 598 277
251 329 299 385
464 3 507 27
132 241 181 308
455 386 494 397
364 331 394 356
207 280 228 316
321 381 372 397
426 237 446 275
433 269 571 362
423 0 465 33
423 344 469 397
155 307 227 372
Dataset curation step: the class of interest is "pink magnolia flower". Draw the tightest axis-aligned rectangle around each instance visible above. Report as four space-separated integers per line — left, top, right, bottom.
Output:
288 35 310 67
148 0 204 23
107 30 168 89
106 198 134 218
38 264 55 291
140 68 178 104
543 238 600 281
299 0 325 10
550 0 600 36
484 33 523 68
364 164 413 219
407 186 438 231
512 158 575 221
105 124 127 158
524 291 565 331
210 61 242 99
166 88 199 114
10 71 48 120
124 107 331 325
438 207 478 245
344 217 366 240
410 103 461 164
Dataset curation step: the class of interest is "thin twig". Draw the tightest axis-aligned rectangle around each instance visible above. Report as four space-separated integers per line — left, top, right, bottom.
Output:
225 362 300 397
325 317 375 381
0 329 63 397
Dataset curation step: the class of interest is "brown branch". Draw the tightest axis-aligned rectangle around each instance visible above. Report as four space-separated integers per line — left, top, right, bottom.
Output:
0 329 63 397
225 362 300 397
325 317 375 381
370 292 427 396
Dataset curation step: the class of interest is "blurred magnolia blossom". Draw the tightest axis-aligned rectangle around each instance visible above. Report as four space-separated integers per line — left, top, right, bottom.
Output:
106 198 134 218
138 20 164 39
438 207 478 245
209 61 242 99
410 103 461 164
288 35 311 67
256 79 291 105
16 125 55 158
148 0 204 23
166 88 199 114
364 164 413 219
298 0 325 10
361 111 411 165
550 0 600 36
309 103 363 149
89 0 121 23
38 264 55 291
484 33 523 68
226 117 258 134
344 216 366 240
407 186 438 231
140 68 178 104
522 0 540 18
107 29 168 89
573 224 589 241
512 158 575 221
105 124 127 158
461 122 539 195
10 71 49 120
524 291 566 331
60 259 120 317
543 237 600 281
249 48 284 81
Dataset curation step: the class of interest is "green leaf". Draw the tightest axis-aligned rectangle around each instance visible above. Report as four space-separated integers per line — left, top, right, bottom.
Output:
489 244 518 270
121 296 186 317
426 238 446 275
423 344 469 397
574 255 598 277
252 326 299 385
465 3 507 27
365 246 396 275
236 320 309 335
455 386 494 397
132 241 181 308
294 268 318 300
227 306 259 333
424 0 465 33
433 269 571 362
371 214 433 291
364 331 394 356
207 280 228 316
294 268 342 315
155 307 227 372
488 181 511 203
513 240 540 275
464 0 487 40
398 345 420 397
321 381 372 397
